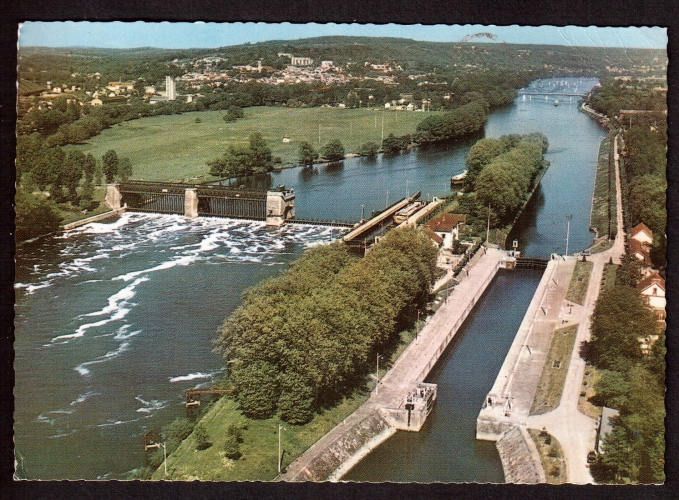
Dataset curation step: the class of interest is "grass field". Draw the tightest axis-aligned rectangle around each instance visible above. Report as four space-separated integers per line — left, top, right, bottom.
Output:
566 260 594 305
69 107 437 182
530 325 578 416
152 325 420 480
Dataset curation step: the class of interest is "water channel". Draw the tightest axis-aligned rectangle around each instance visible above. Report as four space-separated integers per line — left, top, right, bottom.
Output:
13 77 605 480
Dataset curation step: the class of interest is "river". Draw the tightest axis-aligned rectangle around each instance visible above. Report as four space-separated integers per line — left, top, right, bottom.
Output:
13 77 605 480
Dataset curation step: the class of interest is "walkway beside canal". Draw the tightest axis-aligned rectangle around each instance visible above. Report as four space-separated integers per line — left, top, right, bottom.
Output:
279 247 507 481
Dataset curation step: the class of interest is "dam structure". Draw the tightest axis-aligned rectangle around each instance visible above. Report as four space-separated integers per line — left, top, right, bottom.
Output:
106 181 296 227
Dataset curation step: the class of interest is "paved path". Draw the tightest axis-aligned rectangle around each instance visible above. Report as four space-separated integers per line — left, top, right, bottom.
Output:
526 132 626 483
279 248 506 481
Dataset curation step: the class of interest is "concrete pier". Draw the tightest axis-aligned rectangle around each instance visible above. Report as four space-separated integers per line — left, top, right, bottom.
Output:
265 188 296 226
184 188 198 218
476 256 576 441
105 183 122 210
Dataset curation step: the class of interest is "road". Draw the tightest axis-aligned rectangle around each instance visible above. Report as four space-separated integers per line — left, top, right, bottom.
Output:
527 132 625 483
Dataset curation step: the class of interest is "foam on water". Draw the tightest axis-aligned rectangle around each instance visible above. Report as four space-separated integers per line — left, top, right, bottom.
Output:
70 390 100 406
74 341 131 376
134 396 168 414
168 369 223 383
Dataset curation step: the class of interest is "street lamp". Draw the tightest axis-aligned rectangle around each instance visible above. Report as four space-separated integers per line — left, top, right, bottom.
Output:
376 353 384 395
416 309 421 345
278 424 287 474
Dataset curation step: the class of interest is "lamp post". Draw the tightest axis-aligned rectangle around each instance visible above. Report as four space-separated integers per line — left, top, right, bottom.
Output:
416 309 421 345
361 204 365 222
376 353 384 395
161 442 167 477
278 424 286 474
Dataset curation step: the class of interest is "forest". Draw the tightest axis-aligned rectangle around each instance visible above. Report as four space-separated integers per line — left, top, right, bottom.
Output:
458 132 549 230
214 227 438 425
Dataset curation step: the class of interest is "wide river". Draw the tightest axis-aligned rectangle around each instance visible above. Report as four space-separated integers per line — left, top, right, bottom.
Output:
14 77 605 480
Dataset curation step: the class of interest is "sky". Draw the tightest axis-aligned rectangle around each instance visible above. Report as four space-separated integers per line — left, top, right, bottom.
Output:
19 22 667 50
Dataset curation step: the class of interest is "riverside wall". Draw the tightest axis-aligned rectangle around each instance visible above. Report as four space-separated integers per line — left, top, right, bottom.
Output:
61 208 126 230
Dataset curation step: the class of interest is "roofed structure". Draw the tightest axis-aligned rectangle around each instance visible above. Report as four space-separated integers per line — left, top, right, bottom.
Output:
631 222 653 245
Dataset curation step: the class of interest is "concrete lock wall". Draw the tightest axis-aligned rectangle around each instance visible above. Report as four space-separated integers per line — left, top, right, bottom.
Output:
266 190 295 226
105 184 122 210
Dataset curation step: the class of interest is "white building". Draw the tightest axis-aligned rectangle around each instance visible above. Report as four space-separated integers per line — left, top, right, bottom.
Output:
166 76 177 101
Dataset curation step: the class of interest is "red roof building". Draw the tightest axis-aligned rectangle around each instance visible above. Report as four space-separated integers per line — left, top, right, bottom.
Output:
631 222 653 245
629 238 651 265
425 213 466 233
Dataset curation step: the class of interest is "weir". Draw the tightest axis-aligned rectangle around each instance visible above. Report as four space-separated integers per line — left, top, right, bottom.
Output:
107 181 295 226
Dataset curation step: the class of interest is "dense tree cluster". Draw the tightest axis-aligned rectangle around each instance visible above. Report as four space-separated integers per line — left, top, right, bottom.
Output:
414 100 488 145
588 80 667 268
582 260 664 484
459 133 548 228
15 189 62 242
381 133 411 153
207 132 274 177
320 139 346 162
214 228 438 424
298 141 319 166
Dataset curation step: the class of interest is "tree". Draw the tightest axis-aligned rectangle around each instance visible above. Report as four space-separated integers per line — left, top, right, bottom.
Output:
382 133 402 153
248 132 273 173
118 157 133 182
62 150 86 202
358 141 379 157
163 417 195 454
31 146 65 192
223 435 242 460
223 105 244 122
321 139 345 162
193 422 211 450
298 141 318 166
15 190 62 241
232 360 280 419
102 149 119 184
278 371 315 425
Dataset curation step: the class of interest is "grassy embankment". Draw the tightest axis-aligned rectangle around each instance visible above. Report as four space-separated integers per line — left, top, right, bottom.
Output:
151 327 420 480
69 107 436 183
566 260 594 306
528 428 567 484
588 134 617 253
530 325 578 416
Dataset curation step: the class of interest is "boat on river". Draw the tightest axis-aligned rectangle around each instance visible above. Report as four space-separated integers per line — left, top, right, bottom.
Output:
450 170 467 188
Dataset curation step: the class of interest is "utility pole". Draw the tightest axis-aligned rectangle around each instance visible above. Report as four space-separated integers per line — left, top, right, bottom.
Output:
406 179 409 198
161 442 167 477
361 204 365 221
565 213 572 257
376 353 383 395
416 309 421 345
486 203 491 245
386 189 389 208
381 112 385 144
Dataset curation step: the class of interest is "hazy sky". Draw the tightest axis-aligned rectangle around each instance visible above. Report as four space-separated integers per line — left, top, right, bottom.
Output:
19 22 667 50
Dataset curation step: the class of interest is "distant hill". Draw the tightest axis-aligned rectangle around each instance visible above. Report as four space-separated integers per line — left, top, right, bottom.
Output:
18 35 667 89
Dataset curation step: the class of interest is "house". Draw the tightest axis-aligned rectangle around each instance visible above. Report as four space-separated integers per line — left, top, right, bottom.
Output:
423 227 443 248
425 213 467 249
629 239 650 265
89 98 103 106
631 222 653 246
637 272 666 320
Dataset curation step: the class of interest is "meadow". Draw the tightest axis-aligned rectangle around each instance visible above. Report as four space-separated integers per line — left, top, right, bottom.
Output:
70 107 438 182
